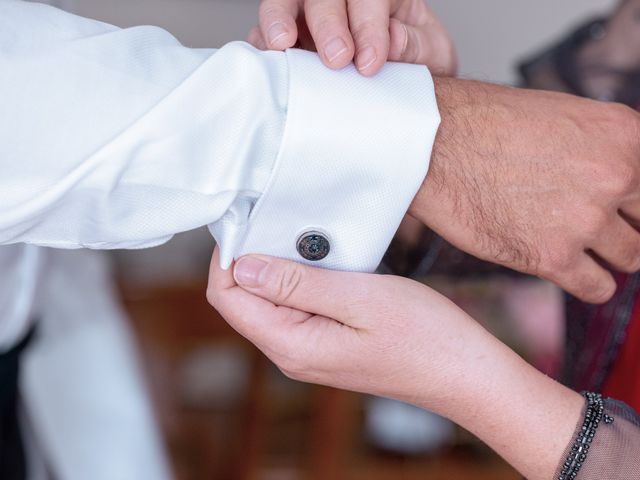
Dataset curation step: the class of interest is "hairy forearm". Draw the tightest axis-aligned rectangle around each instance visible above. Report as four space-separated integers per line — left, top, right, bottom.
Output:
407 73 640 303
409 76 483 218
408 76 535 268
409 76 532 240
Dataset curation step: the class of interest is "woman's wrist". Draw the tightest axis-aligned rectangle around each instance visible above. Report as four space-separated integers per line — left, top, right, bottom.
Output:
409 310 584 480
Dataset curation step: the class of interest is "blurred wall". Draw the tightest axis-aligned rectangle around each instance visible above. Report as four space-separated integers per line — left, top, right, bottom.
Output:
64 0 259 49
62 0 617 84
429 0 617 83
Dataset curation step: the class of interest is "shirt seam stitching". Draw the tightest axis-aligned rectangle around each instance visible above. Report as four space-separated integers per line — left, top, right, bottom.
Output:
234 49 295 255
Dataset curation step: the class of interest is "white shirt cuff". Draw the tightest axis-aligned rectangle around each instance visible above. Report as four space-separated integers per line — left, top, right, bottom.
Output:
233 49 440 272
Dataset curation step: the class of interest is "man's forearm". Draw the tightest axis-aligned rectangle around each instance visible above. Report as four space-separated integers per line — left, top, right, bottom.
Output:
409 77 537 271
408 76 640 303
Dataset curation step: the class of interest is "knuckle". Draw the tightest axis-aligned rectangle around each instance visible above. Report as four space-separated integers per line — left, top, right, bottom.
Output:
621 241 640 272
349 21 384 42
409 44 426 65
312 10 345 34
540 247 617 303
598 103 637 138
609 102 639 128
619 167 637 195
259 2 286 19
565 265 616 303
602 161 637 197
608 103 640 154
625 255 640 273
540 244 576 277
583 209 610 238
583 278 616 304
275 348 310 381
582 109 638 199
271 262 303 304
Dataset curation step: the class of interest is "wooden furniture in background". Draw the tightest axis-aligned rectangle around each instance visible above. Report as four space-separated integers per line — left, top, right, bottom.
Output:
118 281 519 480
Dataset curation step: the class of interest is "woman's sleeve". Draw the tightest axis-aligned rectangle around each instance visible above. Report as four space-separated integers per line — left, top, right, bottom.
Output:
555 394 640 479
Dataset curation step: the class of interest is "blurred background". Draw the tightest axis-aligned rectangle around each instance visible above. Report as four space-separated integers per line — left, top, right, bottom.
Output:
25 1 619 479
56 0 616 84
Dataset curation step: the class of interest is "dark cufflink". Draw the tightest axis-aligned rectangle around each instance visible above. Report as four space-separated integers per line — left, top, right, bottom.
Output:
296 231 330 261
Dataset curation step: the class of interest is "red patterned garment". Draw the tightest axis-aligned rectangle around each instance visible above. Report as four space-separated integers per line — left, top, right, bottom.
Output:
564 274 640 411
602 287 640 411
519 3 640 410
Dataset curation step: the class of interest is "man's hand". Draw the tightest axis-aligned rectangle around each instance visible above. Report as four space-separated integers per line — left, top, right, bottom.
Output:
411 77 640 303
248 0 457 76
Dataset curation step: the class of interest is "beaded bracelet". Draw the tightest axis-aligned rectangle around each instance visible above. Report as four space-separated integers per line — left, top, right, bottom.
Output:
558 392 614 480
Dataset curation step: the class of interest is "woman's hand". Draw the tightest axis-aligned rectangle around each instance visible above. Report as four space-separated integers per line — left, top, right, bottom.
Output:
207 248 584 480
207 247 475 405
248 0 457 76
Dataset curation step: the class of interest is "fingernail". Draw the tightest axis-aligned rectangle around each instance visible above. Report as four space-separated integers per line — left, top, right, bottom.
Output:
324 37 348 63
267 22 288 46
234 257 268 288
356 46 377 72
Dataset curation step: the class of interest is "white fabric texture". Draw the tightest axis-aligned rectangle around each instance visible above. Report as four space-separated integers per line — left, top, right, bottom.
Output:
0 0 440 349
237 49 439 271
0 2 439 479
21 249 172 480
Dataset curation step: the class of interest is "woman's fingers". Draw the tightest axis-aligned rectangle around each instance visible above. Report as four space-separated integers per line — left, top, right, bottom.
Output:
258 0 300 50
387 18 408 62
346 0 391 75
208 247 236 291
207 249 360 381
388 18 457 75
255 0 458 76
304 0 355 69
247 26 268 50
255 0 395 73
231 254 376 327
207 248 310 343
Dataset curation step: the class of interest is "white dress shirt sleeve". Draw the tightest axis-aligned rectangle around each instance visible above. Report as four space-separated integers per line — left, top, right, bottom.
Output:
0 0 440 272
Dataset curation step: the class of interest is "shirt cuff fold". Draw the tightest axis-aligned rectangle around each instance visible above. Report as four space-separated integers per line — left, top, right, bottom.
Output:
236 49 441 272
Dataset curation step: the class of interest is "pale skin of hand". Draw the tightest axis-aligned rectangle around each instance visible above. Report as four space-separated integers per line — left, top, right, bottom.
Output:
207 249 585 480
248 0 457 76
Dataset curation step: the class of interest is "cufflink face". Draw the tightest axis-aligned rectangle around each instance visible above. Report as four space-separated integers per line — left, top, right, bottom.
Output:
296 231 330 261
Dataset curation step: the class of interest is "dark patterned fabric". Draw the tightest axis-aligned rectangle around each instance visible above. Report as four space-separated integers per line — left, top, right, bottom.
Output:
518 0 640 398
563 274 640 395
521 2 640 477
385 3 640 477
555 396 640 480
